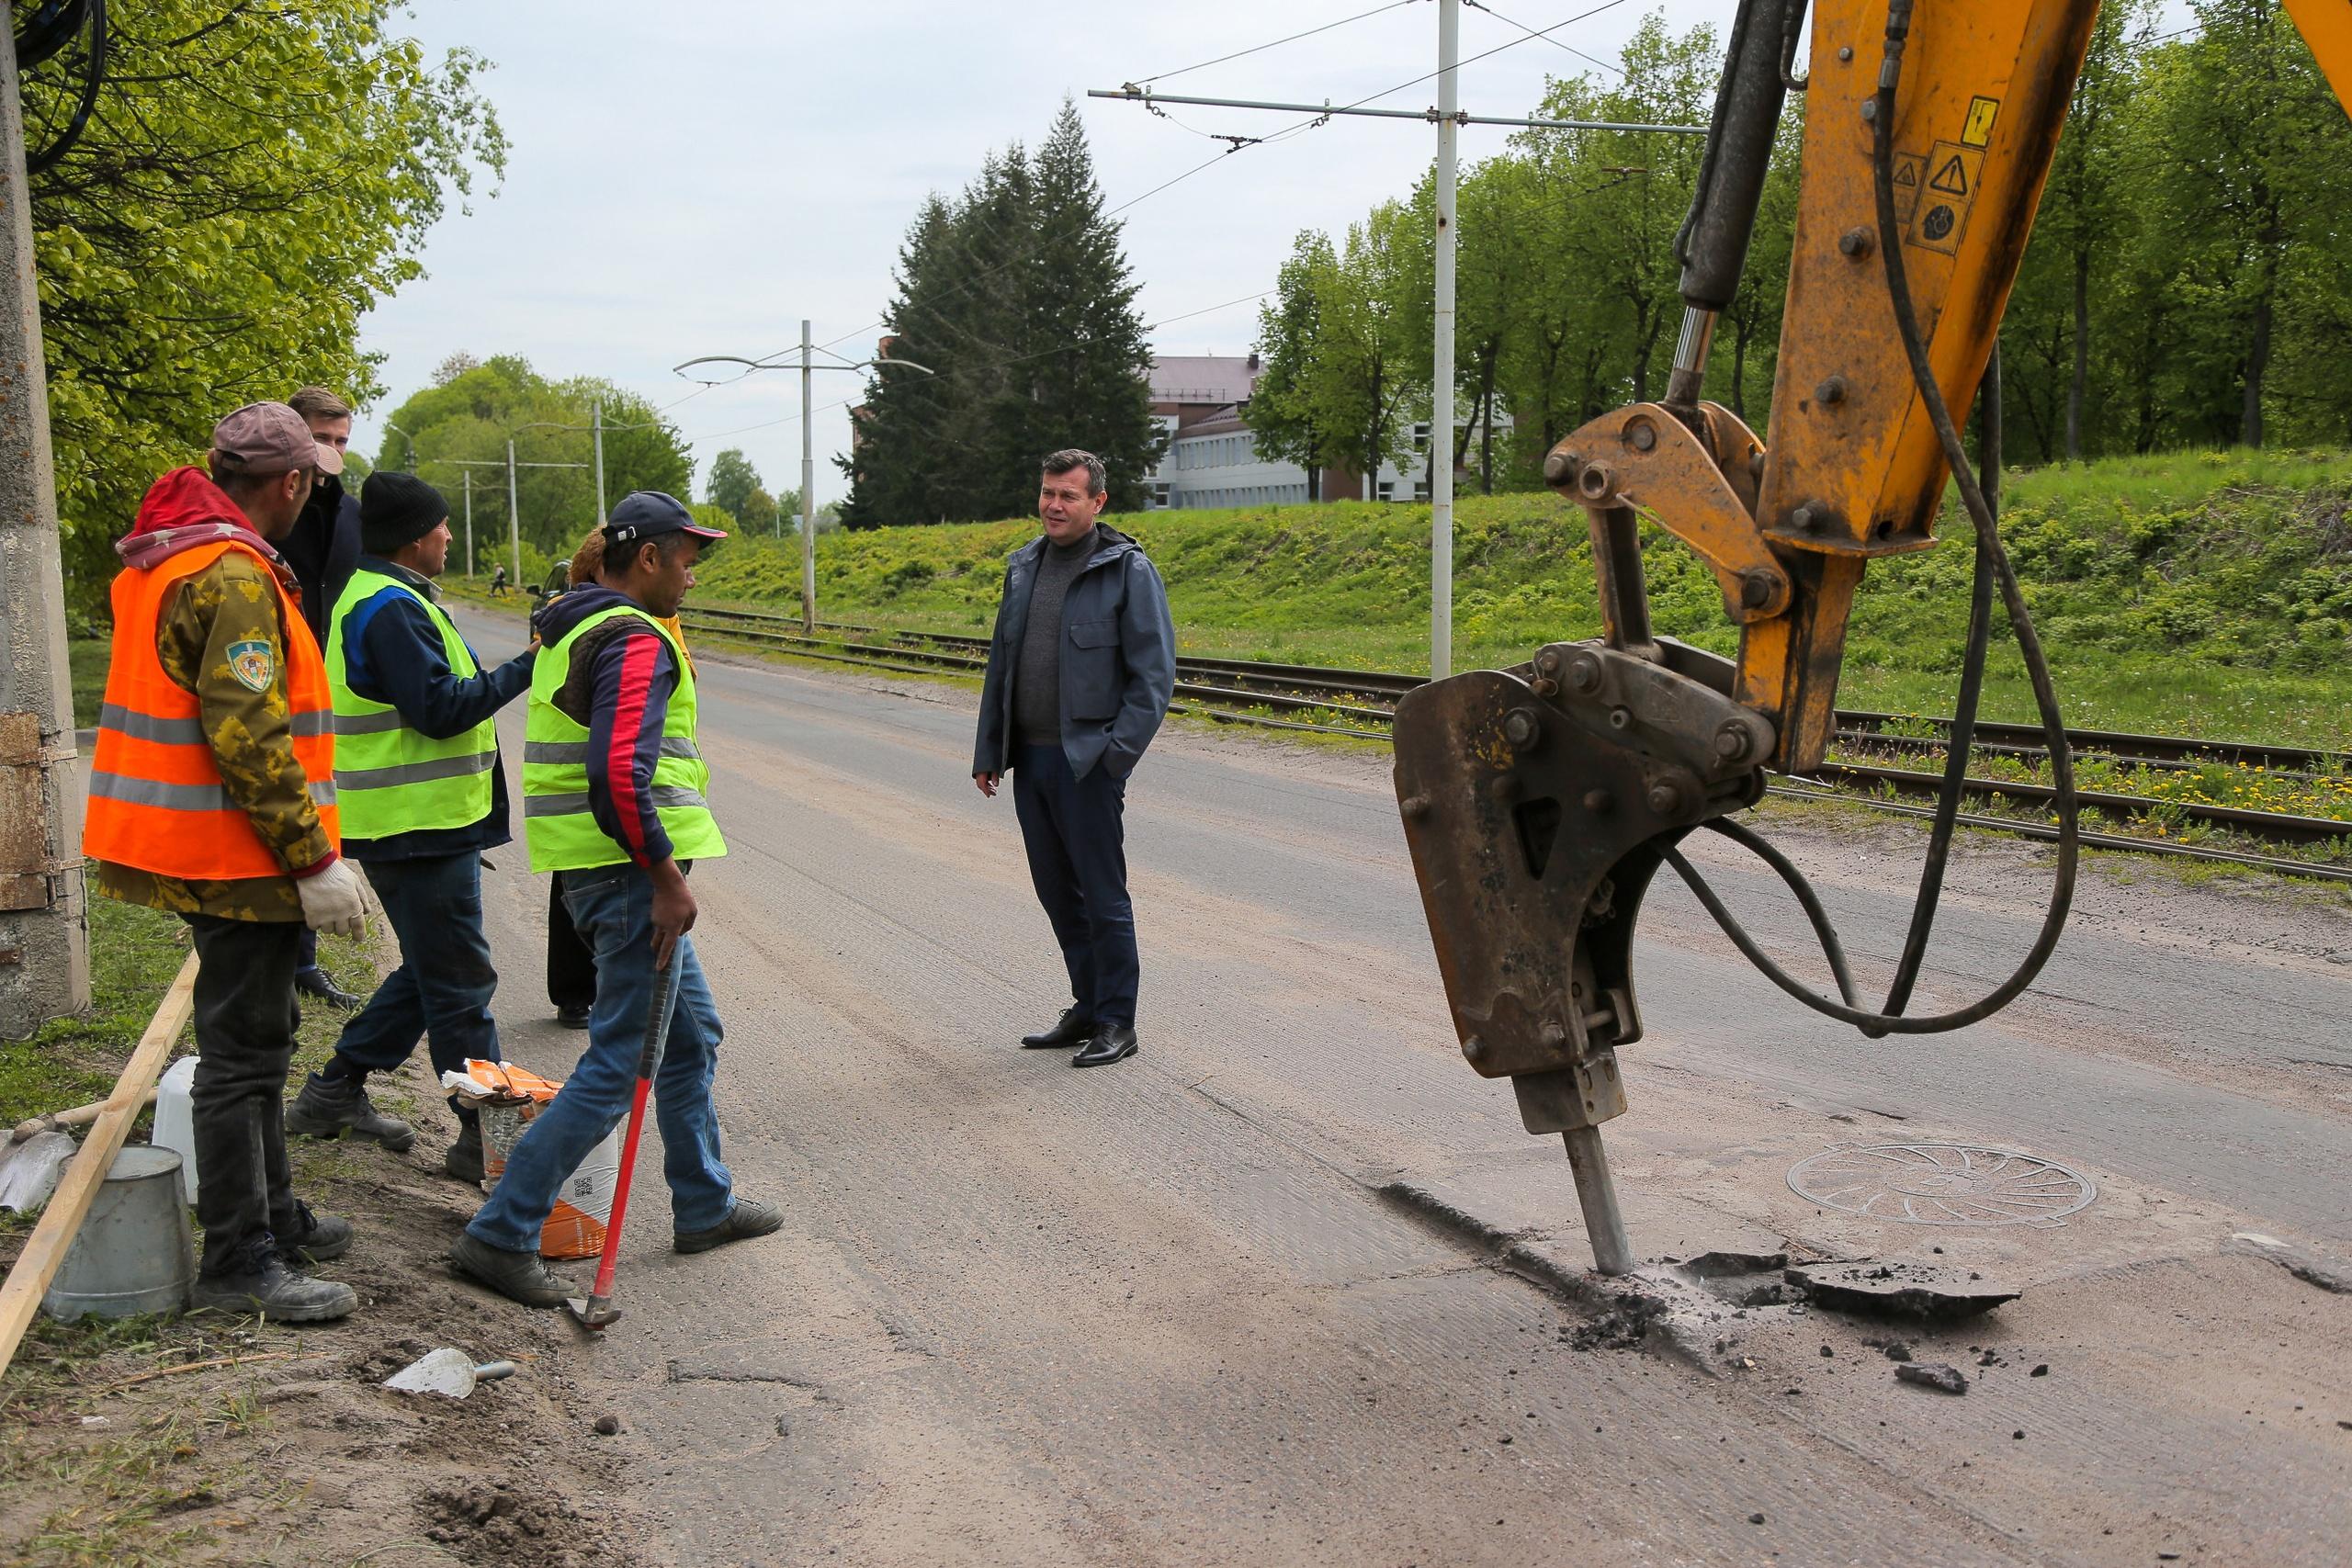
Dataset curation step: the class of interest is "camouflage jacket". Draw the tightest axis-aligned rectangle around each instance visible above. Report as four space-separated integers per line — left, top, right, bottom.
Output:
96 517 335 922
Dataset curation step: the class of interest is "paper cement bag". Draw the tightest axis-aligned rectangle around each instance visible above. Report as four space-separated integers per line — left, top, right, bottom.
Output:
446 1059 622 1260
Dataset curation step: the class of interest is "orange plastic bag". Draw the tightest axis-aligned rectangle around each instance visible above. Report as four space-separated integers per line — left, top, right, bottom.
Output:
445 1059 622 1260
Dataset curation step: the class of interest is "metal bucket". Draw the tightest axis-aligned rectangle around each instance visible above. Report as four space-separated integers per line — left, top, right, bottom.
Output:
41 1145 196 1322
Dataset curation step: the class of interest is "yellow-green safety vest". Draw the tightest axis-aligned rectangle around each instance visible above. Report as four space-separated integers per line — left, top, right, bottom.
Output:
522 604 726 872
326 568 498 841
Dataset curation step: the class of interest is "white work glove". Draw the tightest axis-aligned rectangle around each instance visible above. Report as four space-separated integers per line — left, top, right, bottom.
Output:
296 859 368 939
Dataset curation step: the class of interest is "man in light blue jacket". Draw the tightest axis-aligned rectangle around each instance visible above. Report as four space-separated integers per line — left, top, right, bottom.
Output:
973 449 1176 1067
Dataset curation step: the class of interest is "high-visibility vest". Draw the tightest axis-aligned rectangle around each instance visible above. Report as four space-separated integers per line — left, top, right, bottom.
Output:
522 604 725 872
84 538 340 879
325 568 497 840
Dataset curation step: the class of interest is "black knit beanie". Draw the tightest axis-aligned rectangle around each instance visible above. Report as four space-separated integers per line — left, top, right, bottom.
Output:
360 470 449 555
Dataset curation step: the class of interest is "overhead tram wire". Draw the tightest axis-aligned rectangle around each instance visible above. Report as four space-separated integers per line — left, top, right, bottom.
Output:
1462 0 1624 74
804 0 1637 367
1134 0 1430 87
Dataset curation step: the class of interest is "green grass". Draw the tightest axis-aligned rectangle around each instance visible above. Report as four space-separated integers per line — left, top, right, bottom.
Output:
0 898 188 1132
67 637 107 730
686 447 2352 749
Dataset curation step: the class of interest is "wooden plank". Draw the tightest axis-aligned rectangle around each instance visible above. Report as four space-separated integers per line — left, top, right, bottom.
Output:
0 949 198 1372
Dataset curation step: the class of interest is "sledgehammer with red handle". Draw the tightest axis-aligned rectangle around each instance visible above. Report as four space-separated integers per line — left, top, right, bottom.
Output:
564 957 682 1331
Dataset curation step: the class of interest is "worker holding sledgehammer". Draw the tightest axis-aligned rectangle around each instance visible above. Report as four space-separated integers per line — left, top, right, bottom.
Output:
448 492 781 1309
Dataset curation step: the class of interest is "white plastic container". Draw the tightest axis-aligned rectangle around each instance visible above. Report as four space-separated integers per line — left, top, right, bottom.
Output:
152 1055 199 1206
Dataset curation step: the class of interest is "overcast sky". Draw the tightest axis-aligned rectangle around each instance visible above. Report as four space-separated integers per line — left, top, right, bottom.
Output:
354 1 2202 506
352 0 1761 508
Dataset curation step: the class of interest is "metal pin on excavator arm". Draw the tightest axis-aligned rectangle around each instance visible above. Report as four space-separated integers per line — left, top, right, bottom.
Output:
1395 0 2121 1272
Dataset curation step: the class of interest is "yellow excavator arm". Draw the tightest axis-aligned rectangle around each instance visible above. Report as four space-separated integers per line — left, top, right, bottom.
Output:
1389 0 2352 1272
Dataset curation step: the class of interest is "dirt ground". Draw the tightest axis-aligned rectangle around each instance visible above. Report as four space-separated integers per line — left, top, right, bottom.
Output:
0 963 650 1568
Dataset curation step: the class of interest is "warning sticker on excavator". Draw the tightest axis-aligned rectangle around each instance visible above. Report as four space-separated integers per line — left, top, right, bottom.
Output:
1892 152 1926 226
1905 140 1984 257
1962 96 2000 148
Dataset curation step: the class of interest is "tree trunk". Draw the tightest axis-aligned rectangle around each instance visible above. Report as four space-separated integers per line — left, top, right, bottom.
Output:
2240 288 2272 449
1479 376 1496 495
2065 244 2089 461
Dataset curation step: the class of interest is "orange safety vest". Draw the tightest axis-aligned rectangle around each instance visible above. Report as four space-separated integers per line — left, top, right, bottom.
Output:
83 538 340 879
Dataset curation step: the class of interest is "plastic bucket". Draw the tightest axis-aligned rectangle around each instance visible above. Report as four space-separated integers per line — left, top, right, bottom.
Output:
152 1056 199 1205
41 1145 197 1322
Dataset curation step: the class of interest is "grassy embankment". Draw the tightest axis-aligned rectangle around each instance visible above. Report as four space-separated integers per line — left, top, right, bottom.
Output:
672 450 2352 847
693 448 2352 748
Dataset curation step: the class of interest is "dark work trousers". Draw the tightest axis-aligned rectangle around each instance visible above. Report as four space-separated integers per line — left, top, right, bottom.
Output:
545 876 597 1013
296 923 321 976
1012 740 1138 1026
328 852 498 1082
182 913 306 1275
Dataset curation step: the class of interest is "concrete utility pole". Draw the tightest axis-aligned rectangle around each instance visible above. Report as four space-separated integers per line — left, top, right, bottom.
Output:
0 26 91 1035
800 319 817 634
462 469 474 580
592 400 606 523
506 439 523 587
1430 0 1459 680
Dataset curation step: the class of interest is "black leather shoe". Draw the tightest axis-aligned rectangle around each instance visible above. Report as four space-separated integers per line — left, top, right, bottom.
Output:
1071 1023 1138 1068
296 966 367 1010
554 1003 592 1030
1021 1007 1095 1049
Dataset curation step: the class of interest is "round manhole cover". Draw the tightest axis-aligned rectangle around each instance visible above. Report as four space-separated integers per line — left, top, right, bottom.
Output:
1787 1144 2096 1227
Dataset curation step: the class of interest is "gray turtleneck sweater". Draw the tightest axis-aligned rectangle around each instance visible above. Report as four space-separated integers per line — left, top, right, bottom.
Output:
1013 527 1100 745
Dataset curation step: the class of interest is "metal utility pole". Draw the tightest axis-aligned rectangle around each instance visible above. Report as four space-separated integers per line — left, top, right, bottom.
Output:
1089 73 1704 688
673 333 933 634
591 400 606 523
462 469 474 581
800 319 817 633
1430 0 1459 680
0 25 90 1034
506 439 522 588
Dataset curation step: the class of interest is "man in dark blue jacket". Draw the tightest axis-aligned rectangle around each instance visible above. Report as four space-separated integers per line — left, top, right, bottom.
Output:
285 472 535 1183
973 449 1176 1068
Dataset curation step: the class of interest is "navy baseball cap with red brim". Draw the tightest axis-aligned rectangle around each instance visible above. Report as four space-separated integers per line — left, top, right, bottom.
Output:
604 490 728 546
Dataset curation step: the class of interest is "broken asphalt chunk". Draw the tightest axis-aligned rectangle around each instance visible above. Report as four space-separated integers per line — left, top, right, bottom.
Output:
1894 1361 1969 1394
1784 1261 2019 1321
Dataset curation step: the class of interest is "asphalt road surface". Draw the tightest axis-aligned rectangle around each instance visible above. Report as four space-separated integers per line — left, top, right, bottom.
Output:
447 603 2351 1568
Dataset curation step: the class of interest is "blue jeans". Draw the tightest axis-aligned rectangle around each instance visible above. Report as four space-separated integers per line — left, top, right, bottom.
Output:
1012 740 1137 1026
331 852 498 1080
466 862 735 1253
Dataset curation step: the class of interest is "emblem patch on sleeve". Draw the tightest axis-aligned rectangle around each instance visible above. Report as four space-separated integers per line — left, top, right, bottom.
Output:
227 638 275 693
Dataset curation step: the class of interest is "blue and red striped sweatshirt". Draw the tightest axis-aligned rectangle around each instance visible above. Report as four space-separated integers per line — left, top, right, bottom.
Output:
531 583 684 868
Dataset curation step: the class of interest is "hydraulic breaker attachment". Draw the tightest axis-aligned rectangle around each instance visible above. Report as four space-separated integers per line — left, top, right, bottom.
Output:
1392 638 1773 1270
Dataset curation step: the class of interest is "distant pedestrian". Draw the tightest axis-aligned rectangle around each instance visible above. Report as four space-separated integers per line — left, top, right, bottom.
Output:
973 449 1175 1067
450 491 780 1309
489 563 510 599
286 472 536 1185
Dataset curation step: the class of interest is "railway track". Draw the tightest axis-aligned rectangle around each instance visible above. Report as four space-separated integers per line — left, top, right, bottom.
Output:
677 604 2351 881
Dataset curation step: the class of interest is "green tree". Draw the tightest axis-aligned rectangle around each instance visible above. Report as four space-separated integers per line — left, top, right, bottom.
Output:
372 358 693 571
1249 231 1342 498
20 1 504 607
706 448 764 526
842 102 1162 523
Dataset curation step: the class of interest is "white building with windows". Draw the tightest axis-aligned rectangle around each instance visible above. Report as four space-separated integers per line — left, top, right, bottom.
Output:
1141 355 1502 510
